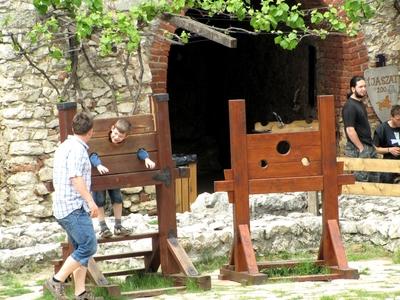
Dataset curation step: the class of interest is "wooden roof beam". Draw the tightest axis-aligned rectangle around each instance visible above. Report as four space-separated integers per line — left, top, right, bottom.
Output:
162 13 237 48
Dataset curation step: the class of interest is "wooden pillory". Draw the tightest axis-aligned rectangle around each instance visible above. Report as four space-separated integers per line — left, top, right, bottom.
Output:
214 95 359 284
54 93 210 297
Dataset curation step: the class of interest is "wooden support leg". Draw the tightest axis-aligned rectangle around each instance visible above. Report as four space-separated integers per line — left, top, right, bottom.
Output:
166 237 198 276
326 220 348 269
237 224 259 274
87 258 121 297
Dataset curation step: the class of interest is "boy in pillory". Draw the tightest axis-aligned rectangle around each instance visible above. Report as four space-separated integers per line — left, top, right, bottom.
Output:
90 119 156 238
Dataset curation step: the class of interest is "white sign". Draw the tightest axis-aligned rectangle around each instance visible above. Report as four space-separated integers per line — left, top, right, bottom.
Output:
364 65 400 122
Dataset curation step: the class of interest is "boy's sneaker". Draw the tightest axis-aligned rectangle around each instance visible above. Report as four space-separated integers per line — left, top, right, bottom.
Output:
114 225 131 236
75 290 103 300
44 278 66 300
99 228 112 238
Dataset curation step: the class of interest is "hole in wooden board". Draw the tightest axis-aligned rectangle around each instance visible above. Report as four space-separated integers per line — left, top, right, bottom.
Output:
276 140 290 155
301 157 311 166
259 159 268 168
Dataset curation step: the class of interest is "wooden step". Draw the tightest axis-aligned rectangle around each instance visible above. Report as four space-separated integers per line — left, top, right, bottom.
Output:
94 250 153 261
103 268 146 277
53 250 153 266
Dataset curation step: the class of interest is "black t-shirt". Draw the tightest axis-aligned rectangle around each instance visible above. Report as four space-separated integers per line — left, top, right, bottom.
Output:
342 97 373 145
373 121 400 159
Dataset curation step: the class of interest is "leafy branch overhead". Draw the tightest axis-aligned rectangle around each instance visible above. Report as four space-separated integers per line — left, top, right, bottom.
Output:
0 0 379 109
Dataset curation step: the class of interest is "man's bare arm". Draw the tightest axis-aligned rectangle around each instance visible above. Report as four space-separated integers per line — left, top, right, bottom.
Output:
346 127 364 152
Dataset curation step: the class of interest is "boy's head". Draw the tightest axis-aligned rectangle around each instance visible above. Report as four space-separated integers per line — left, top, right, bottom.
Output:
110 119 131 144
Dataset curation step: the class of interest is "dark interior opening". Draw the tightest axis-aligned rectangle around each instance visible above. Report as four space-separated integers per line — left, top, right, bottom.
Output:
167 10 317 193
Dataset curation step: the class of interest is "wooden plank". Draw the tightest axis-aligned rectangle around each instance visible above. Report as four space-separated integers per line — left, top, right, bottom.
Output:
91 152 159 176
248 160 322 179
219 267 267 285
247 144 322 163
88 133 158 156
247 131 321 149
166 237 199 276
188 163 197 207
91 168 187 191
342 182 400 196
238 224 259 274
91 170 161 191
97 232 158 244
181 177 189 212
92 114 154 138
258 259 325 269
175 179 182 213
162 13 237 48
249 176 323 193
93 250 153 261
337 156 400 173
88 258 109 286
216 175 352 194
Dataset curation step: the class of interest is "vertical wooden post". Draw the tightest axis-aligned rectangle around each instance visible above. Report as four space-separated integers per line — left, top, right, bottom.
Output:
229 100 257 273
56 102 77 142
318 95 348 268
152 93 180 274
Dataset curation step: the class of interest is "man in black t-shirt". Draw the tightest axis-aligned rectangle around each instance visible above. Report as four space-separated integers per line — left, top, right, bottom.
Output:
342 76 379 182
373 105 400 183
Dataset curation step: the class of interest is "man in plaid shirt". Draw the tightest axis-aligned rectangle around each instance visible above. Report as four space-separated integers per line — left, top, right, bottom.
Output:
45 112 100 300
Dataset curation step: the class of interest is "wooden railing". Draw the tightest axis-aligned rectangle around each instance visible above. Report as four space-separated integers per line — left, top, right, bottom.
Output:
308 157 400 215
337 157 400 196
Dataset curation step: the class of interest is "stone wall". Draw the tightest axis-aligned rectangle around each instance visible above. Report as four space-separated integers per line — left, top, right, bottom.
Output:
0 0 157 225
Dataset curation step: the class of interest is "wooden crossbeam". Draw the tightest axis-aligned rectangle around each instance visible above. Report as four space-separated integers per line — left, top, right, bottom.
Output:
342 181 400 196
162 13 237 48
337 156 400 173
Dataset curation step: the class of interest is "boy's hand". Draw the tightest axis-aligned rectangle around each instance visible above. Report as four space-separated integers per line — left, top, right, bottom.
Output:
97 164 109 174
144 158 156 169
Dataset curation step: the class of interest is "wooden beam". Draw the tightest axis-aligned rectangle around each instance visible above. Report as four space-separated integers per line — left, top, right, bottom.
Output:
162 13 237 48
342 181 400 196
337 157 400 173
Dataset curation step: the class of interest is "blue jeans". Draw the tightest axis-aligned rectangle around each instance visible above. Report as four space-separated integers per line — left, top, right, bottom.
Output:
93 189 122 207
57 208 97 267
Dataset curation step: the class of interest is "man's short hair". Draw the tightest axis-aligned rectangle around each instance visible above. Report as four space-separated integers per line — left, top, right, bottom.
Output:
72 112 93 135
391 105 400 117
114 119 132 134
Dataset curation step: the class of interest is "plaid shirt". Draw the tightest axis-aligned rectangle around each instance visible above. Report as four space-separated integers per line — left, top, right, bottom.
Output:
52 135 92 219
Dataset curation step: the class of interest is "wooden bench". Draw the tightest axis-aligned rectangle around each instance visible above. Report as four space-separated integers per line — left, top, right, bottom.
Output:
54 94 210 297
214 95 358 284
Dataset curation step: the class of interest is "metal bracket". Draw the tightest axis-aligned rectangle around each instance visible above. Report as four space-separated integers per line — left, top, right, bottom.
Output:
152 167 171 186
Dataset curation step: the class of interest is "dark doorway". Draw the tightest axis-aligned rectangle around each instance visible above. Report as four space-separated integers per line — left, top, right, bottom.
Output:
167 18 316 193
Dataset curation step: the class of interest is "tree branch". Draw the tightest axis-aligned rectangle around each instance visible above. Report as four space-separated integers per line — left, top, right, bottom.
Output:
82 44 119 116
10 34 60 96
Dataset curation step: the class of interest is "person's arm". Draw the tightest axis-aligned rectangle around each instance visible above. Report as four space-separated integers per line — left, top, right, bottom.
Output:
89 152 109 174
137 148 156 169
71 176 98 218
345 127 364 152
